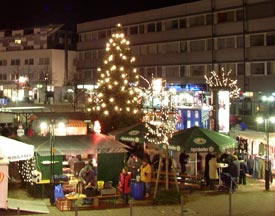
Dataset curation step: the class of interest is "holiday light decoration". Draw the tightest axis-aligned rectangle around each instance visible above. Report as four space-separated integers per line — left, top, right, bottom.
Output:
140 76 177 145
204 68 241 98
18 157 36 185
87 23 142 132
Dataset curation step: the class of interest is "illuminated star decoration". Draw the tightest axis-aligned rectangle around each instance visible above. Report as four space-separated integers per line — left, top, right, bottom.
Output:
204 68 241 98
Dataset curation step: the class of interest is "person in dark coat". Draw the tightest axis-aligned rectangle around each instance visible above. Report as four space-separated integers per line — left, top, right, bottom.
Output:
228 155 240 190
179 150 189 174
204 152 213 186
239 156 248 185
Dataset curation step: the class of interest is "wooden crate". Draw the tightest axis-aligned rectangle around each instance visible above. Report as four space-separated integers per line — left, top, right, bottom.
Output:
56 198 72 211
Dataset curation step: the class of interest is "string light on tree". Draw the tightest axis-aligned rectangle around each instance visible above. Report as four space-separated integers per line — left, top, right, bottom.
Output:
204 68 241 98
87 23 142 132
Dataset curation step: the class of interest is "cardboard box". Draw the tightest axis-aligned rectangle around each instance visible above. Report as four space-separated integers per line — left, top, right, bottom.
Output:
56 198 72 211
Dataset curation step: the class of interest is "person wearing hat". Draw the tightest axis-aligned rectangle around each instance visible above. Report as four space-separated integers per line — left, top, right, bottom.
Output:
140 157 152 198
228 155 240 190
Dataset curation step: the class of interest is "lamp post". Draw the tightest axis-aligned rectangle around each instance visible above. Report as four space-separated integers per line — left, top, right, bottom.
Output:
40 120 66 205
256 95 275 191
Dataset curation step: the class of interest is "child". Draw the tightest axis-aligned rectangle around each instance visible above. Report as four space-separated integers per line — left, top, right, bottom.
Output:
119 167 131 205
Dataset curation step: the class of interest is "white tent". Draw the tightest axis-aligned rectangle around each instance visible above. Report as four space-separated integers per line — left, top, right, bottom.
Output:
0 136 34 162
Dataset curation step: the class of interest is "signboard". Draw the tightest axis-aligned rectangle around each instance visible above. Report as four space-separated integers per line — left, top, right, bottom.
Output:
0 160 9 209
218 90 230 133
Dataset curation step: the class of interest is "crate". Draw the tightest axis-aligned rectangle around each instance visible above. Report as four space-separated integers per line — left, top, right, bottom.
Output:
56 198 72 211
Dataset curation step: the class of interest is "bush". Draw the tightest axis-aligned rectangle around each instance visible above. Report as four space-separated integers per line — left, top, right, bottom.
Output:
153 189 181 205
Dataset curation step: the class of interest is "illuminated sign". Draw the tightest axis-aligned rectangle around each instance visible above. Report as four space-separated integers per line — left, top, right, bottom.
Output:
218 90 230 133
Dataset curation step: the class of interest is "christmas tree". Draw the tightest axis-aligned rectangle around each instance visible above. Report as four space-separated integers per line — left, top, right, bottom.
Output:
89 24 142 133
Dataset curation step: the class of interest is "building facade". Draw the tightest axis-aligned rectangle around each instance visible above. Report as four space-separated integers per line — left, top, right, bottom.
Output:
0 24 77 105
76 0 275 123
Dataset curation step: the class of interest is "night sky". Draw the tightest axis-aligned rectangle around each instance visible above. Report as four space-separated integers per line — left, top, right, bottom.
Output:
1 0 199 30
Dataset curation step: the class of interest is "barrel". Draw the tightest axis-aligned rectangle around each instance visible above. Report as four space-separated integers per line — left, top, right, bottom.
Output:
131 181 144 200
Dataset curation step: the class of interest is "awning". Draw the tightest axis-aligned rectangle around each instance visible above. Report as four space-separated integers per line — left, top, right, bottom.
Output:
0 136 34 162
19 133 131 156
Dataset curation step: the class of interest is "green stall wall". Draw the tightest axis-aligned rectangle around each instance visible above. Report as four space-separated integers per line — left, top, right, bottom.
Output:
97 153 125 187
36 154 63 180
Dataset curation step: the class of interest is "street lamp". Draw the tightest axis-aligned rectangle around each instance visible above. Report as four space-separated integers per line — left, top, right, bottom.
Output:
40 120 66 205
256 95 275 191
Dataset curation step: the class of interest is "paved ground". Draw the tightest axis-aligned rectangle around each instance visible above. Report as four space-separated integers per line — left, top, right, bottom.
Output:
1 176 275 216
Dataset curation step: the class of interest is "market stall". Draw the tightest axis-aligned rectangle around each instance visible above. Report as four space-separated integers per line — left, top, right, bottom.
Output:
0 136 34 209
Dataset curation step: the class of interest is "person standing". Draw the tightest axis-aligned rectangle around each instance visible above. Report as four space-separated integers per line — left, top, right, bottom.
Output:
228 155 240 190
118 167 131 205
179 150 189 174
239 156 248 185
140 157 152 198
204 152 213 186
209 154 219 190
127 154 141 178
79 161 97 200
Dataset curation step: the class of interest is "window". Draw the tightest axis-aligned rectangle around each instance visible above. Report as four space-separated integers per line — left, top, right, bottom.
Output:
166 42 178 53
166 66 178 78
25 58 34 65
236 9 244 21
130 26 138 35
267 62 275 75
0 60 7 66
156 22 162 32
84 51 92 60
147 23 155 33
267 33 275 46
140 45 147 55
158 43 166 54
179 18 186 28
251 63 264 75
156 67 163 78
11 59 20 65
206 39 213 50
180 66 186 77
139 25 144 34
146 67 156 78
98 31 106 39
217 11 235 23
39 58 49 65
237 36 244 48
148 44 157 54
0 73 7 80
237 63 245 75
217 37 234 49
190 40 205 51
131 46 139 56
190 65 204 76
189 15 204 27
165 19 178 30
206 14 213 25
180 41 187 52
250 34 264 46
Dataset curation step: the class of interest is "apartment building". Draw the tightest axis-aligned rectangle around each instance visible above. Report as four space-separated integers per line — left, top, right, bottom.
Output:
0 24 77 105
77 0 275 117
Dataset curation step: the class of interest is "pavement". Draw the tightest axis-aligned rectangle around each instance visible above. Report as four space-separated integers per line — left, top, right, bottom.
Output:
2 175 275 216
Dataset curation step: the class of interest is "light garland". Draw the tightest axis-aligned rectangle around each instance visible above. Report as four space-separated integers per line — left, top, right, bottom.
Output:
204 68 241 98
18 157 36 185
88 23 141 117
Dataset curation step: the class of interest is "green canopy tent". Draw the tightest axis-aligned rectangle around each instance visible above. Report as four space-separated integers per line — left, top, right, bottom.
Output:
19 133 131 185
109 122 157 144
169 126 237 176
169 126 237 153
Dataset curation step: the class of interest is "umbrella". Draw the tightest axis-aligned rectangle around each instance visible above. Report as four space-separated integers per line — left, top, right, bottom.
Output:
19 133 130 156
0 136 34 162
169 126 237 153
109 122 156 144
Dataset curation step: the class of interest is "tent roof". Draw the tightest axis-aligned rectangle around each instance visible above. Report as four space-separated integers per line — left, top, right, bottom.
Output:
0 136 34 162
19 133 130 156
169 126 237 153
